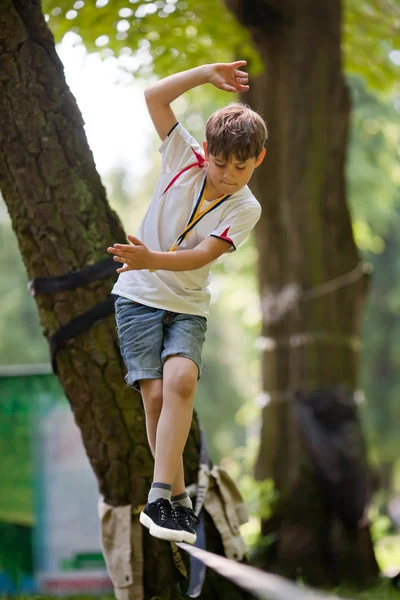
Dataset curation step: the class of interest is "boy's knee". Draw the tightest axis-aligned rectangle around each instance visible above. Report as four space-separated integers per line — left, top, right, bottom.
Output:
140 380 163 416
165 364 197 401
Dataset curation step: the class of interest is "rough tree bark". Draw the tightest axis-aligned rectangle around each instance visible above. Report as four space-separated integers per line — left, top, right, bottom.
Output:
0 2 251 599
225 0 379 587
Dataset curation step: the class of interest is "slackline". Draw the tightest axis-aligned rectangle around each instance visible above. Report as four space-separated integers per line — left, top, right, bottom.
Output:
177 543 348 600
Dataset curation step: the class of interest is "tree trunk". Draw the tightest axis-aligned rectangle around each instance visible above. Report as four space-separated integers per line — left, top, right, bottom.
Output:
0 3 250 599
225 0 379 587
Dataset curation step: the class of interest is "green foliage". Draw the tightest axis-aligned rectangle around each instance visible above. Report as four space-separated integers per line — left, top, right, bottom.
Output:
42 0 400 93
347 76 400 252
375 534 400 573
42 0 262 79
371 513 393 544
344 0 400 92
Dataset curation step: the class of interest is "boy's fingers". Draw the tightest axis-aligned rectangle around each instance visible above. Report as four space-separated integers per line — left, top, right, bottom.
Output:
224 82 249 92
222 84 238 92
108 246 130 255
127 235 143 245
112 244 137 255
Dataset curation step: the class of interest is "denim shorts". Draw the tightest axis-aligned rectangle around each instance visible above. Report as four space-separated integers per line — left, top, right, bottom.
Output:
114 295 208 392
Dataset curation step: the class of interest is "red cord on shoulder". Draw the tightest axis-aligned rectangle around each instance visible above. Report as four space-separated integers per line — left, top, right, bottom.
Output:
162 148 206 196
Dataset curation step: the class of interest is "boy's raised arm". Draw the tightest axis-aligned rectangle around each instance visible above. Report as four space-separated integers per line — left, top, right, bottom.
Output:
144 62 250 141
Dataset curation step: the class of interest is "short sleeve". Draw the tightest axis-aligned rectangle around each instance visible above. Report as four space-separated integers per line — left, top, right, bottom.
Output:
158 122 203 174
209 205 262 253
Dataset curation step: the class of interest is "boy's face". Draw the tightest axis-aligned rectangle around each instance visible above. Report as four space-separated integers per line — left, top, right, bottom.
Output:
202 141 266 197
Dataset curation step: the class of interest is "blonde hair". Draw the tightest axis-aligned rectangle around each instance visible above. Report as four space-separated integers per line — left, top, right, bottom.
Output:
205 103 268 162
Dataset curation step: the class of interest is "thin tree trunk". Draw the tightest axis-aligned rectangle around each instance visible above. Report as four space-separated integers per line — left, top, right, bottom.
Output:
225 0 379 587
0 3 251 598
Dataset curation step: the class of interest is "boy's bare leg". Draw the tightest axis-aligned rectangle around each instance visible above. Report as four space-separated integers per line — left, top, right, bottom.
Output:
154 356 197 486
140 378 186 496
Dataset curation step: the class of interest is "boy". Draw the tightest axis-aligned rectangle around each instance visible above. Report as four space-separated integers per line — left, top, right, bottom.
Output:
107 61 267 544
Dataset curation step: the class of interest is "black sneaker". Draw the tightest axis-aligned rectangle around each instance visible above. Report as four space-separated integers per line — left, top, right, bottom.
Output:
140 498 184 542
173 505 200 545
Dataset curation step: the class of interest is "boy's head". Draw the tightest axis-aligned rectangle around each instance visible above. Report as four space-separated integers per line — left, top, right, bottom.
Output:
203 103 267 196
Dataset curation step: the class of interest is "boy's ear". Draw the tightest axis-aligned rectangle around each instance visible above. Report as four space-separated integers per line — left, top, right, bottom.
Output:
202 140 208 158
255 147 266 168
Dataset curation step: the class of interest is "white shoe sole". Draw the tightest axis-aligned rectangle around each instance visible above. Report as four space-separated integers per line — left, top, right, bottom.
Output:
182 530 197 545
140 511 184 543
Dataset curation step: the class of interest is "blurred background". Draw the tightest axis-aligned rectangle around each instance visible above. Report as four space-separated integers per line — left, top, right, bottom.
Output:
1 0 400 597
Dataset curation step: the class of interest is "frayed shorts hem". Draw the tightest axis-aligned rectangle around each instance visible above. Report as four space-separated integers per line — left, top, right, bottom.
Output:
125 368 162 392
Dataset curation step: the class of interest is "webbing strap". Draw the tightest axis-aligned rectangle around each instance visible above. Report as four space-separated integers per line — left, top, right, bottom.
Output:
186 429 210 596
186 510 206 597
28 256 119 373
177 543 348 600
28 256 117 296
49 295 116 374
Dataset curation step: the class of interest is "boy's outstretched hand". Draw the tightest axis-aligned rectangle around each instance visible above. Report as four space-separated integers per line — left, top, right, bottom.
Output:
208 61 249 93
107 236 153 273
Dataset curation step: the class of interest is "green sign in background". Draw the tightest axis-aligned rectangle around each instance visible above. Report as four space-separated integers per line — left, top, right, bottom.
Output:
0 365 63 588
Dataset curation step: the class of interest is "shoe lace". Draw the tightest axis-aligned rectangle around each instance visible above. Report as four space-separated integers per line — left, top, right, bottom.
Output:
155 498 174 521
174 505 200 526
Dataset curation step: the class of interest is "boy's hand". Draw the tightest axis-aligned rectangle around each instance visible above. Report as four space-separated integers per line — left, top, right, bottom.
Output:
208 61 249 93
107 236 154 272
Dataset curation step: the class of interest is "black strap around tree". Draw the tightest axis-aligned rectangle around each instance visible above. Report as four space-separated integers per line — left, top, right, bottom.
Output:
48 296 117 373
28 256 119 373
28 256 117 296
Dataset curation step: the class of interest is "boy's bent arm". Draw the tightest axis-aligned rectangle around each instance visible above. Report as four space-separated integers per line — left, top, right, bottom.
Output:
145 62 249 141
108 236 231 272
150 236 230 271
144 65 212 141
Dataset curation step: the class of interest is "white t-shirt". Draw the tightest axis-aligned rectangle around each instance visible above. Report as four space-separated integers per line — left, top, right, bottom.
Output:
111 123 261 318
